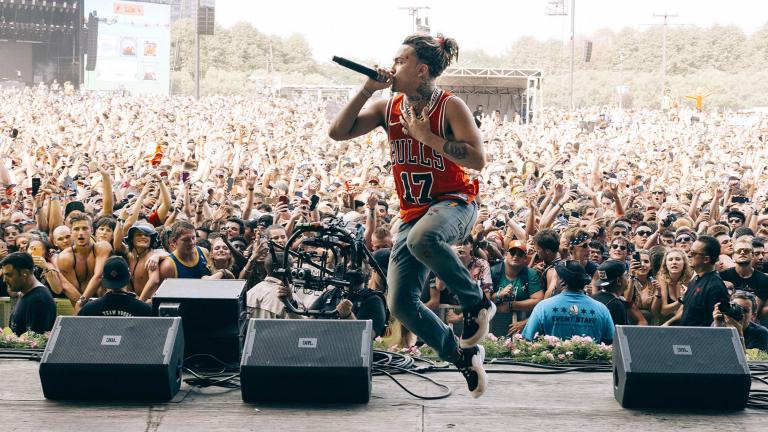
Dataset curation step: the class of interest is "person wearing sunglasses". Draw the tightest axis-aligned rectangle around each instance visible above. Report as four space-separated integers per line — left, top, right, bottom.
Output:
632 223 654 251
566 229 598 279
719 237 768 320
488 240 543 336
664 236 730 327
674 228 696 253
726 209 747 232
608 236 631 262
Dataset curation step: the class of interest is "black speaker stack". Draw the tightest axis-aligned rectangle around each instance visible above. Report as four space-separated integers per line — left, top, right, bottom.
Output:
38 279 373 403
85 12 99 72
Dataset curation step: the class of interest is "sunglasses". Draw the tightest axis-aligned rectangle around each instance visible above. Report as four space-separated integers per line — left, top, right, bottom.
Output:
720 238 732 244
635 230 652 237
651 191 665 195
728 218 743 224
735 248 753 255
676 236 692 243
507 249 526 257
574 242 590 249
610 244 627 251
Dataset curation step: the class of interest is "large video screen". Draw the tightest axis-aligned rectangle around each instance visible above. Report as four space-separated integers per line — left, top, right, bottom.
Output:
84 0 170 95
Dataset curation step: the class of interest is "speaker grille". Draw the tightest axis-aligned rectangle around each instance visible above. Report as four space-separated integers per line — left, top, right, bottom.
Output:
44 317 173 365
243 319 370 367
619 326 747 375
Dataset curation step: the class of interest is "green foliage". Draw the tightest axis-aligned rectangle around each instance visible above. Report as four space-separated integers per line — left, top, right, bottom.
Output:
172 19 768 107
0 328 48 349
747 349 768 361
375 334 767 365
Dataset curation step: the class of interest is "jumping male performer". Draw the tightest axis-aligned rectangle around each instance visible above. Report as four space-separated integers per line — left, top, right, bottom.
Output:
329 33 495 397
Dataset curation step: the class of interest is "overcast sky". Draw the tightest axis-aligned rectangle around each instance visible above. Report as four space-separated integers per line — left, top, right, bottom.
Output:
216 0 768 64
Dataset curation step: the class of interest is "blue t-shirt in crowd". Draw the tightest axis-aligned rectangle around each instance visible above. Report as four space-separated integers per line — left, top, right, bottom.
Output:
522 291 615 344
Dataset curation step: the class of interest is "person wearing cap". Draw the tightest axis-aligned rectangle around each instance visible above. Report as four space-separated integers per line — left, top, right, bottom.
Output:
490 239 543 336
78 256 153 317
521 260 614 344
592 260 630 326
112 222 168 301
674 228 696 253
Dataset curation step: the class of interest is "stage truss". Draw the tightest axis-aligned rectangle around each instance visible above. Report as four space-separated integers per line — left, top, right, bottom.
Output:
438 67 544 121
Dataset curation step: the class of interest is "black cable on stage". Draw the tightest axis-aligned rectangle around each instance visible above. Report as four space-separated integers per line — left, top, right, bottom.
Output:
182 353 241 389
371 349 452 400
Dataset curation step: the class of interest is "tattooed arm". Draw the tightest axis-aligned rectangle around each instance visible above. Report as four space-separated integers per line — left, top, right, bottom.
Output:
402 97 485 170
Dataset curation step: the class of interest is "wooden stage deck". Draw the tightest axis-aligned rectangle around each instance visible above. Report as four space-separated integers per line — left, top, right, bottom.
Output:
0 359 765 431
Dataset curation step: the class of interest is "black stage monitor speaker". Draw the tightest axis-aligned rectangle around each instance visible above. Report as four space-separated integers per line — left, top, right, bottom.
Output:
39 316 184 401
613 325 751 409
241 319 372 403
152 279 247 364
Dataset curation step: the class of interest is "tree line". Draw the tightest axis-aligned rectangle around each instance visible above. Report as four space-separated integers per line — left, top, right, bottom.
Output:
171 20 768 109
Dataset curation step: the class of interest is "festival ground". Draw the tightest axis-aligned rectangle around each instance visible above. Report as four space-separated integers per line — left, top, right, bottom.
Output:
0 359 765 431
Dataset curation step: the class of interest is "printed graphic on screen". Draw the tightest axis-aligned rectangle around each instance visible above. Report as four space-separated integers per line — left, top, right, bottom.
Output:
84 0 170 95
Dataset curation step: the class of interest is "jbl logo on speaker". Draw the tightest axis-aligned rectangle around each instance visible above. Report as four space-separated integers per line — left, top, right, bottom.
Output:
101 335 122 346
673 345 692 355
298 338 317 348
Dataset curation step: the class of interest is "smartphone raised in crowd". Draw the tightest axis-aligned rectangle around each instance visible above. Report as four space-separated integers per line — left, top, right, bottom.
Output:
31 177 41 197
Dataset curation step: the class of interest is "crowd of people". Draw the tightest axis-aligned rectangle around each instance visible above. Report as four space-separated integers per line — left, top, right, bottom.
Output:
1 82 767 356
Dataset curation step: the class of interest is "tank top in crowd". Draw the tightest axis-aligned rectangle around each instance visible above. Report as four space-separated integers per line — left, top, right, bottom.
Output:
385 89 478 223
167 246 212 279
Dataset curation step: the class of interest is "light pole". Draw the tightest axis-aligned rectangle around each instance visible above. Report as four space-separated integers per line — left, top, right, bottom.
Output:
652 13 678 109
569 0 575 111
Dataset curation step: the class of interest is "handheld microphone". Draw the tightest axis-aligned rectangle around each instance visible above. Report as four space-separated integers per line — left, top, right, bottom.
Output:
332 56 382 81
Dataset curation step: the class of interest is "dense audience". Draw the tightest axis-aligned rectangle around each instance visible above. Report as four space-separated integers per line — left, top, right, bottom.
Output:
1 84 766 352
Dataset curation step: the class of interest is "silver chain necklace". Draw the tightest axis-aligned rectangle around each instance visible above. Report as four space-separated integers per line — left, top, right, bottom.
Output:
402 87 442 119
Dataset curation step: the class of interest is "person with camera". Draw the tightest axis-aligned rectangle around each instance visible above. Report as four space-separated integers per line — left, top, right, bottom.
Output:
712 291 768 351
275 259 388 339
664 236 730 327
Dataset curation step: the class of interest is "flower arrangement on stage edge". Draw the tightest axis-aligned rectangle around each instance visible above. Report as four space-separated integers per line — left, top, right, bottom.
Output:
375 334 768 364
0 328 49 349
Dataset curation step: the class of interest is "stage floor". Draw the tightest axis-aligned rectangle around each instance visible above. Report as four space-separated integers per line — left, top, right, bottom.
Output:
0 359 765 431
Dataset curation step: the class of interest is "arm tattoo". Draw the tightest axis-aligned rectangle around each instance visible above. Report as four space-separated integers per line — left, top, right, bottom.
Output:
443 140 468 160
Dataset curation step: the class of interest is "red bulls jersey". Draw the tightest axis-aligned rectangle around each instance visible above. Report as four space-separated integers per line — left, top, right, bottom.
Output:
385 89 478 223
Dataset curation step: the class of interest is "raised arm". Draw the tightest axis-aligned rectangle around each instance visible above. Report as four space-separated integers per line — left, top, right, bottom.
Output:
328 69 391 141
